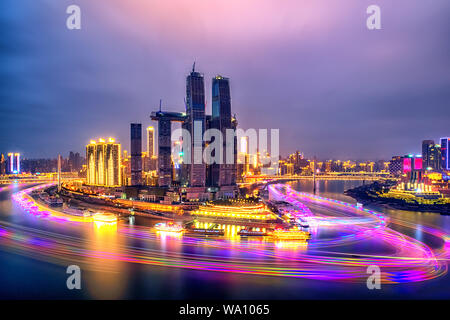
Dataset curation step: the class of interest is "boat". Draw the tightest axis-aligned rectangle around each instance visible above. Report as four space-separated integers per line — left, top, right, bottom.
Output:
185 221 225 236
295 219 309 229
238 227 267 237
154 222 184 233
83 211 92 217
92 212 118 223
190 228 225 235
270 227 311 241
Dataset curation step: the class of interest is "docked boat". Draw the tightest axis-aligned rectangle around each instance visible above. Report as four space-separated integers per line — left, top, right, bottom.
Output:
270 227 311 241
92 212 118 223
238 227 267 237
190 228 225 235
185 221 225 236
154 222 184 233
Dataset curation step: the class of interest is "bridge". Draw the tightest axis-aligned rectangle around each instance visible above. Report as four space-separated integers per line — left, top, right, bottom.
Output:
243 172 393 183
0 174 80 185
150 110 188 187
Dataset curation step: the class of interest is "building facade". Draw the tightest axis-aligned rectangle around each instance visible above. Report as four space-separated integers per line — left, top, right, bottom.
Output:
0 154 5 175
440 137 450 171
6 153 20 174
86 138 121 187
130 123 143 185
185 66 206 187
422 140 441 171
147 126 155 157
210 75 236 187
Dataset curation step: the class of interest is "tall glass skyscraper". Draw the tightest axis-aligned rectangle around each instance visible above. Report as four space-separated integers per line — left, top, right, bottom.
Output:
130 123 142 185
422 140 434 168
185 66 206 187
211 75 236 187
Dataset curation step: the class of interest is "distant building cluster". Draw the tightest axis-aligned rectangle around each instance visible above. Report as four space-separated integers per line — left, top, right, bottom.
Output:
389 138 449 177
0 153 20 174
277 152 389 176
146 67 238 200
0 152 84 175
386 138 450 195
84 67 241 202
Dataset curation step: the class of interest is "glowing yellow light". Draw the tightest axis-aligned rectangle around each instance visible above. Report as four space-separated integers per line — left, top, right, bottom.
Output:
93 213 118 224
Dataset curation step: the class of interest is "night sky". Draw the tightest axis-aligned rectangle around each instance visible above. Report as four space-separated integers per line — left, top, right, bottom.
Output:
1 0 449 160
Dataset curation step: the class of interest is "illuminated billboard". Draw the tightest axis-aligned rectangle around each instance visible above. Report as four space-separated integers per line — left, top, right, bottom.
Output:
403 157 412 172
414 158 423 170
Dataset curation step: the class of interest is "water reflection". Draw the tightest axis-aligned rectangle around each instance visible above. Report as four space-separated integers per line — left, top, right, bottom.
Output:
83 220 128 299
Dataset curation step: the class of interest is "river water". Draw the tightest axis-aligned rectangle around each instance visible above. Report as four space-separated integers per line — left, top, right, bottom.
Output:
0 181 449 299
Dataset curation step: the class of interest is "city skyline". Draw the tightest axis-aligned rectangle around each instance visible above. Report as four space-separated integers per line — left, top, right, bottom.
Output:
1 1 450 304
1 1 450 160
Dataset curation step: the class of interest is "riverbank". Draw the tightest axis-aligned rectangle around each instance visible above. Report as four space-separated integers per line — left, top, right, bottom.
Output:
344 181 450 214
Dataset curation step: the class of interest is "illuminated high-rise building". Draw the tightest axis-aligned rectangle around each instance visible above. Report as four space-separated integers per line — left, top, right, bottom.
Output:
7 153 13 173
210 75 236 187
422 140 434 168
86 138 121 187
433 144 441 170
6 153 20 174
185 65 206 187
86 142 96 185
147 126 155 157
0 154 5 175
422 140 441 171
440 137 450 171
389 156 403 176
239 136 250 176
130 123 143 185
14 153 20 173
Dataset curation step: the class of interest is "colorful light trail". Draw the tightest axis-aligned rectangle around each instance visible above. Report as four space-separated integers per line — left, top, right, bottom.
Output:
0 183 448 284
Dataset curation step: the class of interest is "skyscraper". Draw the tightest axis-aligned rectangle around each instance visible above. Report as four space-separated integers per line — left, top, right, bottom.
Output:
211 75 235 187
185 65 206 187
86 138 121 187
440 137 450 170
433 144 441 170
130 123 143 185
422 140 434 169
68 151 81 172
6 153 20 174
0 154 5 175
14 153 20 173
388 156 403 176
147 126 155 157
